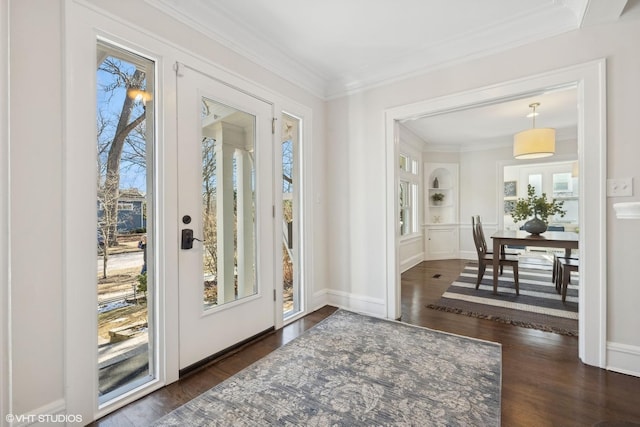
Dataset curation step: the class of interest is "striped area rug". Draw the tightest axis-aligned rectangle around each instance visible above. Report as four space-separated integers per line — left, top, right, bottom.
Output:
427 263 578 336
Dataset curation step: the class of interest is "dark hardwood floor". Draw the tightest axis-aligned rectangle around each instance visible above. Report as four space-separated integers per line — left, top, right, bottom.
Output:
92 260 640 426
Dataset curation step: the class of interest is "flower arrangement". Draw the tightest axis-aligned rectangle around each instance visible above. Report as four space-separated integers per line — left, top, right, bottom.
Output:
431 192 445 202
511 184 566 224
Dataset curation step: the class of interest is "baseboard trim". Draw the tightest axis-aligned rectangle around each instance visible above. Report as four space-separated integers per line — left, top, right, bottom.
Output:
325 289 386 318
310 289 330 313
11 398 66 426
459 251 476 261
606 341 640 377
400 252 424 273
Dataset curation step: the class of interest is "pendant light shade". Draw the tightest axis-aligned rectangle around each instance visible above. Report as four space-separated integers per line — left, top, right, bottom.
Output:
513 128 556 159
513 103 555 159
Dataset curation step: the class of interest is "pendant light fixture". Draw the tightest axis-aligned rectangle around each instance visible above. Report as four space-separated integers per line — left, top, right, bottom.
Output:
513 102 555 159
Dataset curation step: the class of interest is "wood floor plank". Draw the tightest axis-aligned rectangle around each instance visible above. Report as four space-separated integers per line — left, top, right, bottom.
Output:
91 260 640 426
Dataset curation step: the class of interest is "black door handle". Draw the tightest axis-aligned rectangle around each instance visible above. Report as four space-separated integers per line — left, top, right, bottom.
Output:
181 229 204 249
181 229 194 249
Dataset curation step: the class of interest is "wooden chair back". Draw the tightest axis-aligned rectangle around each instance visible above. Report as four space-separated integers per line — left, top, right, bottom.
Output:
472 215 520 294
471 215 489 257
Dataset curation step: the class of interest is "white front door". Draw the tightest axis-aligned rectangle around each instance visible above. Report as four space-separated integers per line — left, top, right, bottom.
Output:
176 64 275 371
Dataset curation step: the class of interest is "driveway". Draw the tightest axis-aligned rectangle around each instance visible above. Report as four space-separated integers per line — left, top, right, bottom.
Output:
97 251 143 275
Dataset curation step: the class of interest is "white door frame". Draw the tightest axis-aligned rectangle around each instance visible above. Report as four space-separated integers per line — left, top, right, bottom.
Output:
384 59 607 368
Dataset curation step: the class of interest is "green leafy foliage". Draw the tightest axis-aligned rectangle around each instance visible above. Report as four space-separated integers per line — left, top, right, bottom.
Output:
431 192 445 202
137 272 147 296
511 184 566 224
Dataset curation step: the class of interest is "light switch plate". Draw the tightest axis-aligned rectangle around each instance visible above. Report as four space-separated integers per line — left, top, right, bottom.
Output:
607 178 633 197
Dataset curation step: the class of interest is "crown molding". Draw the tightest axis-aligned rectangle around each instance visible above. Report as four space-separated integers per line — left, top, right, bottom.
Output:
144 1 619 100
327 5 581 98
144 0 328 99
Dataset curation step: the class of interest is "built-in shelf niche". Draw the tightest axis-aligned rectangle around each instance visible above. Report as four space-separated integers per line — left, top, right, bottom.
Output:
425 163 458 225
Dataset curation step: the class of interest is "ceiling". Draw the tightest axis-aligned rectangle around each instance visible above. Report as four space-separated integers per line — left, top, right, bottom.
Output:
401 85 579 150
147 0 630 148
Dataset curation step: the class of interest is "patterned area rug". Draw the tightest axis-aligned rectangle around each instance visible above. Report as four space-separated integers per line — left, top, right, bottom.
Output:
153 309 502 426
427 263 578 336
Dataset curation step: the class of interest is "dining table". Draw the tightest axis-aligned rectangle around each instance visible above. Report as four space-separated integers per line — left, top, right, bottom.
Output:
490 230 579 294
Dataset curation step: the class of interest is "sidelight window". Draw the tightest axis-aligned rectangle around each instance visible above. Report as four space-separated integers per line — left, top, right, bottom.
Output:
282 113 303 318
96 40 156 404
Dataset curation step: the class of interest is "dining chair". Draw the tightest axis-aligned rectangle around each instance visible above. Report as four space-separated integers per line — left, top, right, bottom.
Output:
474 215 519 274
552 252 579 290
556 257 579 303
545 225 578 288
471 215 520 295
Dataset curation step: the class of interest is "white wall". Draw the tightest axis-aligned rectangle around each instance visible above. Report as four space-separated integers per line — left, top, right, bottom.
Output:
325 92 388 315
326 13 640 371
9 0 65 417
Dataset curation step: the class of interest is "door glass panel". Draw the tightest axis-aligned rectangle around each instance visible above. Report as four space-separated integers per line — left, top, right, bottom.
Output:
201 97 257 309
281 113 301 318
96 41 155 403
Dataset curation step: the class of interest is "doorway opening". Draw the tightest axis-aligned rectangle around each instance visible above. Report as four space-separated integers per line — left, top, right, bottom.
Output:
385 60 607 368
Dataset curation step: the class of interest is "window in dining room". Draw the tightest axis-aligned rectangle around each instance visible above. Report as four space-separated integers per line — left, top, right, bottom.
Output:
504 160 579 229
552 172 578 224
399 152 419 236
